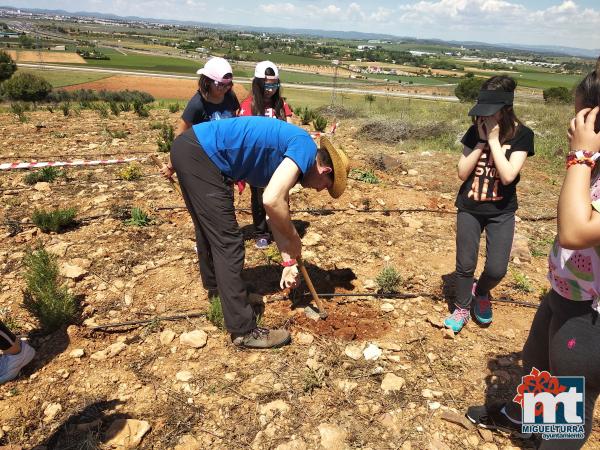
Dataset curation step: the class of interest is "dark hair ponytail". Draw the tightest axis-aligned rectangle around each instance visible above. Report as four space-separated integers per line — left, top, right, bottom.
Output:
575 57 600 133
476 75 521 143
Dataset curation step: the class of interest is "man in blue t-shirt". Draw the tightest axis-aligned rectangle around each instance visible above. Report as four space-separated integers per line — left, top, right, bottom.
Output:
164 116 349 349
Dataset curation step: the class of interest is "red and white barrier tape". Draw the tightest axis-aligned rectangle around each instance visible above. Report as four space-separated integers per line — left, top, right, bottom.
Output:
0 157 141 171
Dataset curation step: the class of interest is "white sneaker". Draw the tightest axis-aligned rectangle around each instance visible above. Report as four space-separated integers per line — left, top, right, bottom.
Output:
0 339 35 384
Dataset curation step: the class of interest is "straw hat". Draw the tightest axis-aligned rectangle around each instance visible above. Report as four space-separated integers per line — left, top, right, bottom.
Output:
320 136 349 199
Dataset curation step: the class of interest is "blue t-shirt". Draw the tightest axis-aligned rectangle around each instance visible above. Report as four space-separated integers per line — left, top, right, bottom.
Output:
192 116 317 188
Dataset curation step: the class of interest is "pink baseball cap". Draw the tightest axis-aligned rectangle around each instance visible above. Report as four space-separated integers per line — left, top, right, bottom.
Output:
196 57 233 83
254 60 279 79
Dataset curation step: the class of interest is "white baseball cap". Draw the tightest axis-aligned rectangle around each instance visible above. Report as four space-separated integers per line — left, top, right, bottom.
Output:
254 60 279 79
196 57 233 83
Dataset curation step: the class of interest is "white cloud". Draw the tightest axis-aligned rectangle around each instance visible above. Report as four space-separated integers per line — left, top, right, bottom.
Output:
259 2 296 14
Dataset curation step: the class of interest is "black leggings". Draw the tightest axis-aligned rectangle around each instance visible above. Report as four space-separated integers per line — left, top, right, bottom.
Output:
455 210 515 308
250 186 269 235
505 289 600 449
0 320 17 351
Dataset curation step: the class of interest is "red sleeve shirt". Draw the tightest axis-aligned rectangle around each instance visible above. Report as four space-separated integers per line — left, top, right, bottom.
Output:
238 96 292 119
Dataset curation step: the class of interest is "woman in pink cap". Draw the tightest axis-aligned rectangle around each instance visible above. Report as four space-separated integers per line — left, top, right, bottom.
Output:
161 56 240 299
238 61 293 249
175 56 240 136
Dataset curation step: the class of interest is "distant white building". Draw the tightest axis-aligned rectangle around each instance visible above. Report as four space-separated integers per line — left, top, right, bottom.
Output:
409 50 435 56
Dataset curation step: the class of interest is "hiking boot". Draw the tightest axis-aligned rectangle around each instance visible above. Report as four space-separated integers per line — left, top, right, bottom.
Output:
0 339 36 385
466 404 531 438
254 234 271 250
444 306 470 333
472 282 493 325
231 327 291 349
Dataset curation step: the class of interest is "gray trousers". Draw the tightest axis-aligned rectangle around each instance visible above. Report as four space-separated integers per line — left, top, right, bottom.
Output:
455 210 515 308
506 290 600 449
170 129 256 335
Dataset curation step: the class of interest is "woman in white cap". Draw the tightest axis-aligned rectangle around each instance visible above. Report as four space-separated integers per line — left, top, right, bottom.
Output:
175 56 240 137
238 61 293 249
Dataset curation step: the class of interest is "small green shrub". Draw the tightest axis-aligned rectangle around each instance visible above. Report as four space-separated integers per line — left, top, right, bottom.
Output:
312 114 327 132
1 72 52 102
46 104 55 113
350 168 379 184
134 99 149 118
364 93 376 110
264 246 282 264
168 103 180 113
22 246 77 332
60 101 70 116
119 101 132 112
207 295 224 329
157 123 175 153
299 107 314 125
376 265 402 294
0 49 16 82
23 166 64 185
109 100 120 116
512 270 534 293
32 208 77 233
118 163 143 181
543 86 573 104
92 102 109 118
10 102 28 122
125 207 152 226
107 129 127 139
149 121 163 130
455 77 485 102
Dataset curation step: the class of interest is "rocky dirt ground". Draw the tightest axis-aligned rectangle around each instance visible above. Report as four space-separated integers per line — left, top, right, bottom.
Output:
0 107 598 450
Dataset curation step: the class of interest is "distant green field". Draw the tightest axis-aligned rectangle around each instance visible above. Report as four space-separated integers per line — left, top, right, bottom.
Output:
79 47 201 74
509 70 584 90
19 68 111 87
246 52 328 66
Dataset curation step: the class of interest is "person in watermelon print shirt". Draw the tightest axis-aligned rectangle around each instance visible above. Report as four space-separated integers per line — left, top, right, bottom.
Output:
445 75 535 333
466 57 600 449
238 61 293 249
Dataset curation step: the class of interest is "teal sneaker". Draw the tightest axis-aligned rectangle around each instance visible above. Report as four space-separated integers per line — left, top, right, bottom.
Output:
444 306 470 333
472 282 493 325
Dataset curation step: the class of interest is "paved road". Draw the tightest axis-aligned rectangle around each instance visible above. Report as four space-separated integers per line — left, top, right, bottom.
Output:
19 63 460 103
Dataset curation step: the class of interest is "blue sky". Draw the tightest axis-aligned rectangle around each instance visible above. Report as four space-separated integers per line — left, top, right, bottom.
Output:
11 1 600 49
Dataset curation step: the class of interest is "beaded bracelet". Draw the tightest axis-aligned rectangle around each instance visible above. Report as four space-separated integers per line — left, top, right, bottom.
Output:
566 150 600 169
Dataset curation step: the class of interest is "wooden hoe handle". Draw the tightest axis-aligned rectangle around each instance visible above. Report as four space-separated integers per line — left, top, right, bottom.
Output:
297 256 328 319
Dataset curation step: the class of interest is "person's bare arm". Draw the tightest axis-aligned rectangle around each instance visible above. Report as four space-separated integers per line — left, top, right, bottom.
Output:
457 144 484 181
486 118 528 185
558 107 600 249
263 158 302 260
175 118 192 137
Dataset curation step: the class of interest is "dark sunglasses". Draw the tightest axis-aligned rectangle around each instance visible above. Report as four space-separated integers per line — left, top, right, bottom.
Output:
264 82 280 90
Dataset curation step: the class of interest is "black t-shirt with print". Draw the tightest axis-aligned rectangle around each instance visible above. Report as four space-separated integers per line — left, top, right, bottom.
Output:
181 90 239 124
455 124 534 216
